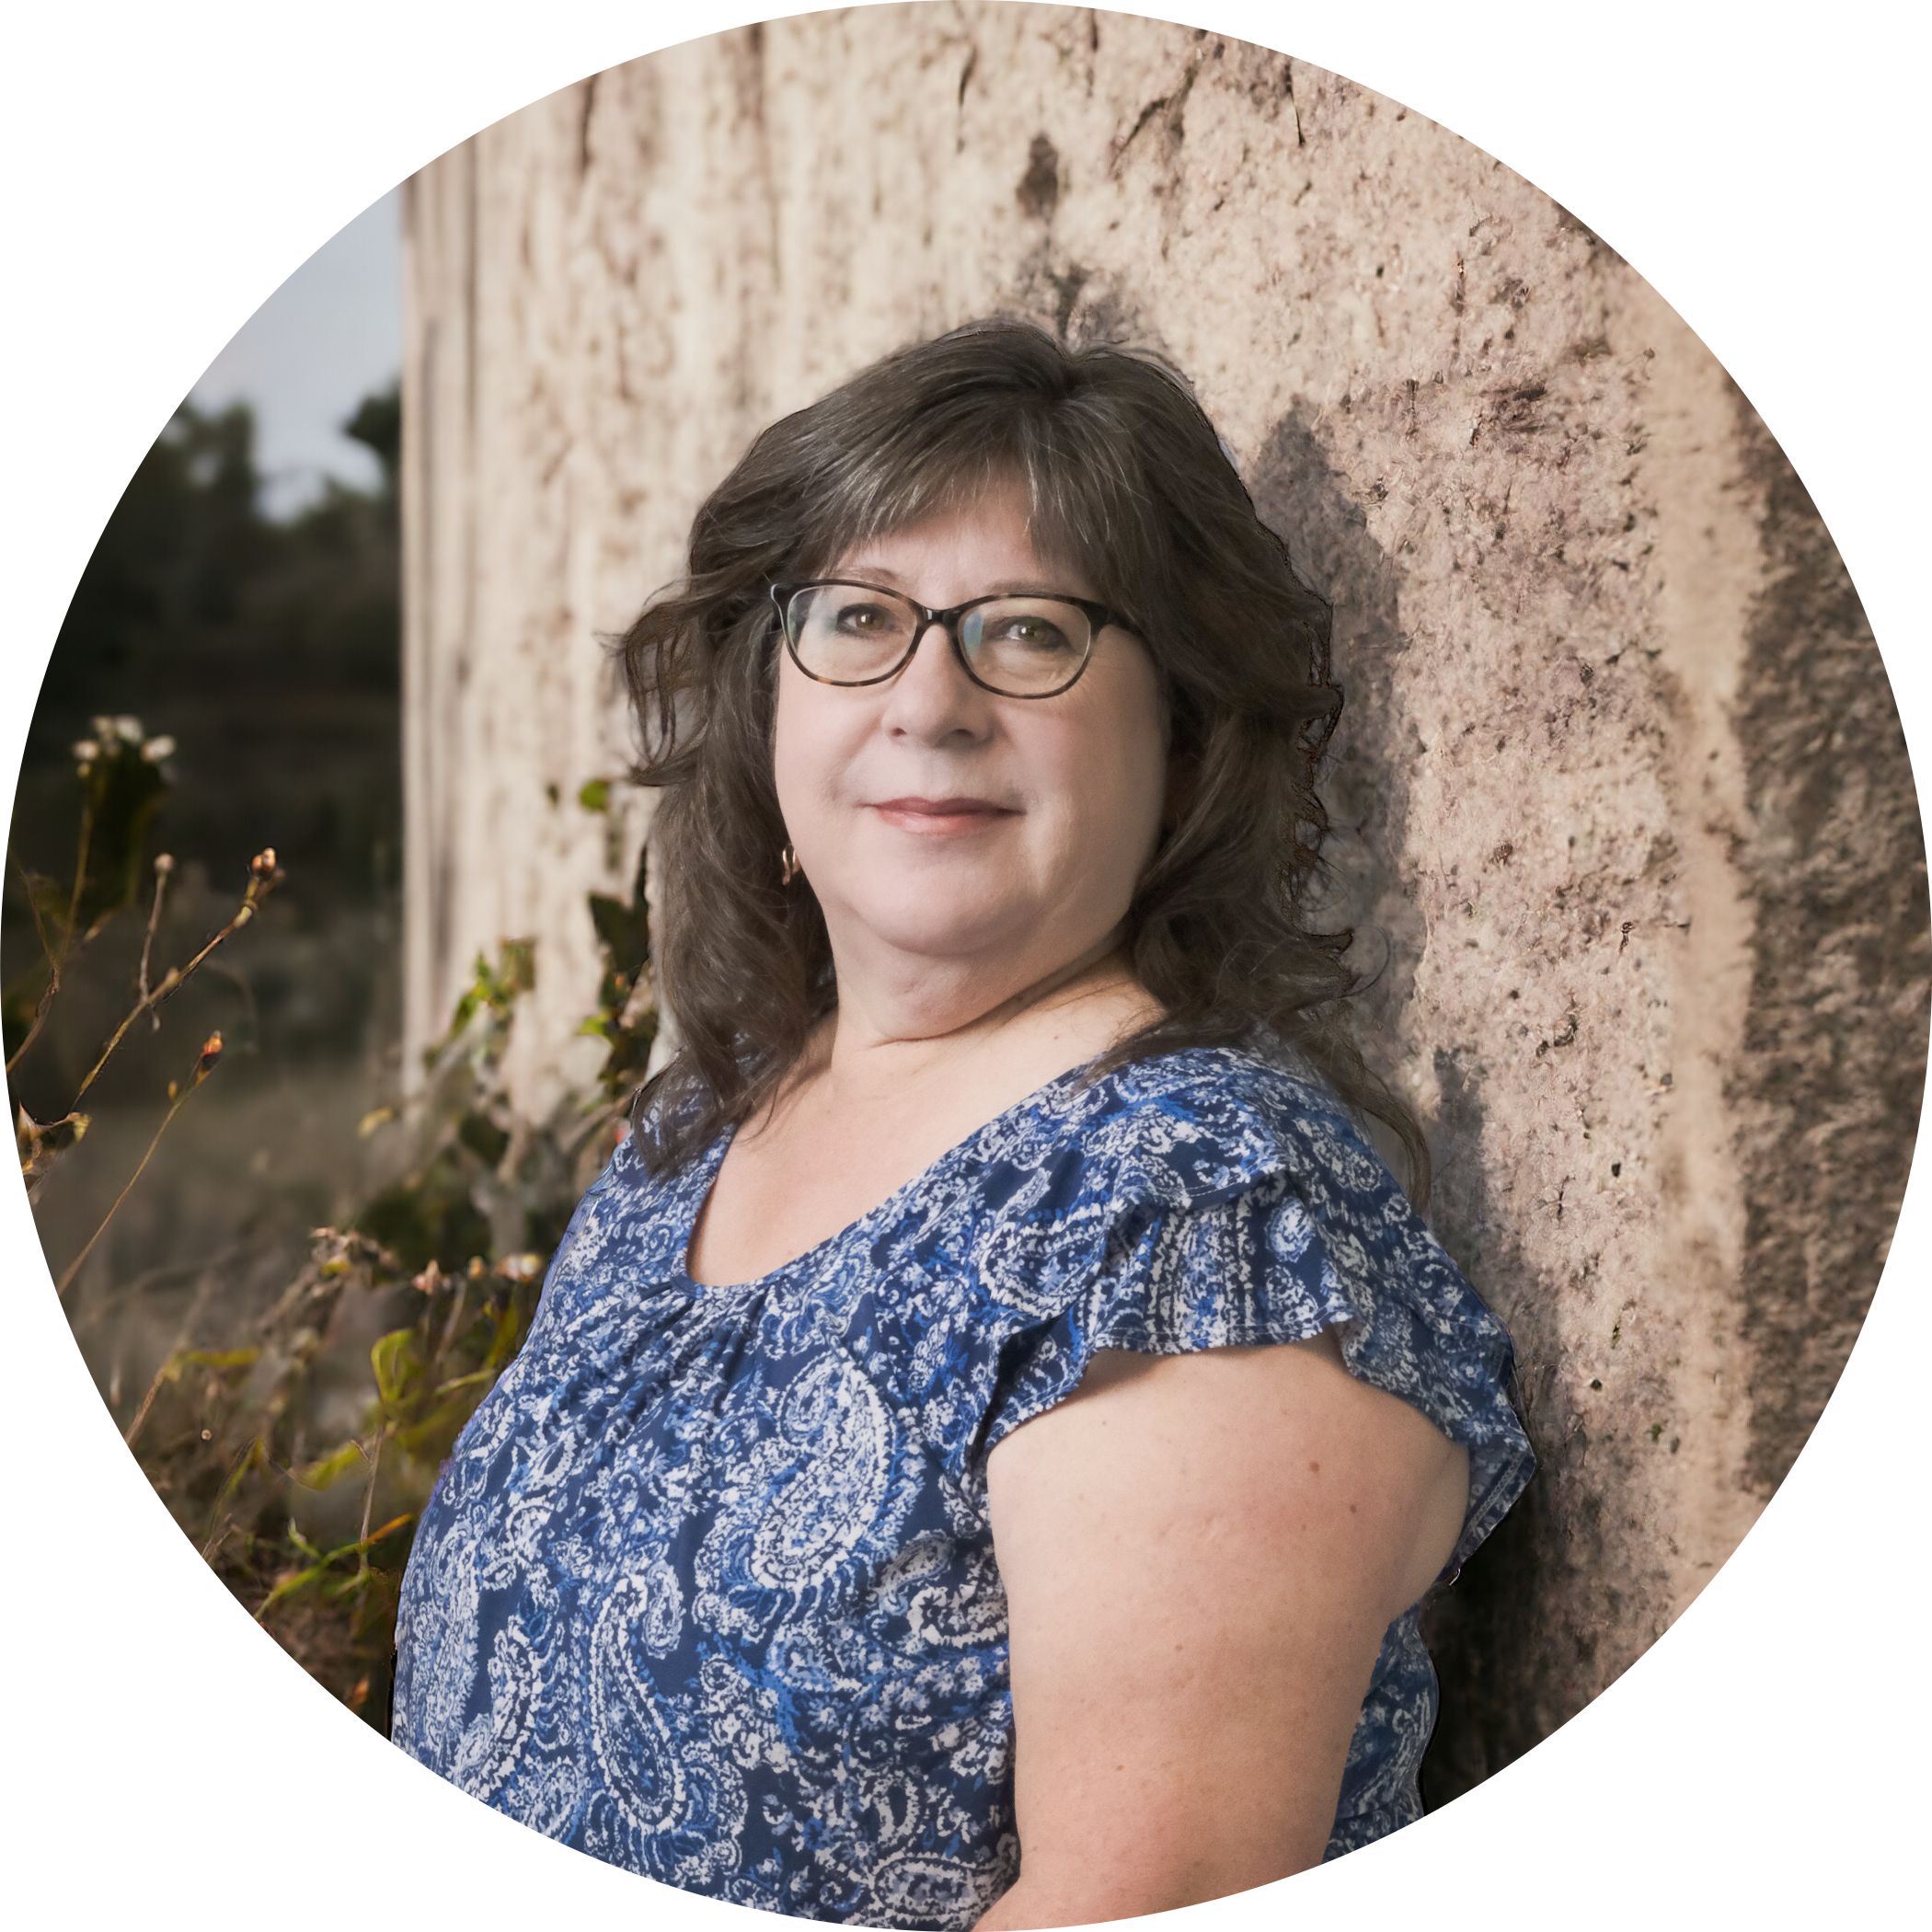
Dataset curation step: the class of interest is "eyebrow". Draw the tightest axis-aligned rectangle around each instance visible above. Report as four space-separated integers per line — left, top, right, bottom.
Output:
836 565 1088 599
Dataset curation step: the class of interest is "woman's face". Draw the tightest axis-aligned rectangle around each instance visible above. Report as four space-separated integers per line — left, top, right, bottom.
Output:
771 477 1171 987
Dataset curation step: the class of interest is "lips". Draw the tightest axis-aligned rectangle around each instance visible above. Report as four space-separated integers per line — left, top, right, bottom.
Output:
869 796 1014 815
868 795 1018 834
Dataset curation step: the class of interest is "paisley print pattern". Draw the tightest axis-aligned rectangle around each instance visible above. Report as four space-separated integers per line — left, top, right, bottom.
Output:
392 1043 1535 1923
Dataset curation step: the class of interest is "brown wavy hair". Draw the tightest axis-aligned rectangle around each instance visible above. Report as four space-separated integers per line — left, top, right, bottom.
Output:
612 315 1433 1209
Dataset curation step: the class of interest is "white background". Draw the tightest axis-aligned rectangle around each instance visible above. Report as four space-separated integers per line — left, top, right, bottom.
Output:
3 2 1925 1923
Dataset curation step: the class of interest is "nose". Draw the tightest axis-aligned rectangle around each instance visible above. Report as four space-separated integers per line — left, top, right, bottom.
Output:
877 615 991 742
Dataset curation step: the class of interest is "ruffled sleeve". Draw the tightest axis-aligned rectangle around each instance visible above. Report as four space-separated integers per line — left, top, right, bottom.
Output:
959 1069 1535 1586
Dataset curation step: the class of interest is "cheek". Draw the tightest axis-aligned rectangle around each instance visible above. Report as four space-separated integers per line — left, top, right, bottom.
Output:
772 677 867 824
1022 717 1165 864
1064 676 1168 824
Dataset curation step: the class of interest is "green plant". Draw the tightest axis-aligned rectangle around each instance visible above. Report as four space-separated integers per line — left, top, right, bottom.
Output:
15 715 657 1724
125 825 656 1725
10 718 286 1276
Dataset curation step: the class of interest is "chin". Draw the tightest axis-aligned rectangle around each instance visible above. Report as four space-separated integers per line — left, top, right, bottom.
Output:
845 886 1030 959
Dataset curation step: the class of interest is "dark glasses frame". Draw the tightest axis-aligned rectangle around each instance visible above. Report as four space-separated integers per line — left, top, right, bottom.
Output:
768 579 1136 700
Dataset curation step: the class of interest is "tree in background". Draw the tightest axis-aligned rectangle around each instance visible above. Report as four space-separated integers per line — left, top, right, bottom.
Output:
7 383 403 1101
8 382 408 1446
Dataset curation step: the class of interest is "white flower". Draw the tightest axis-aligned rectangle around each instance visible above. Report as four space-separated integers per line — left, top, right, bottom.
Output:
140 734 176 763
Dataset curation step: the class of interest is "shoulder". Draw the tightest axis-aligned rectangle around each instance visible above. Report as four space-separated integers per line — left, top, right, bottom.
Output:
965 1039 1535 1577
1070 1045 1497 1357
1079 1041 1381 1207
971 1041 1383 1296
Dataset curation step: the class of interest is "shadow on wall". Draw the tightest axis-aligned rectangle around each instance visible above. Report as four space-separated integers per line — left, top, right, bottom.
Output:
1247 409 1553 1796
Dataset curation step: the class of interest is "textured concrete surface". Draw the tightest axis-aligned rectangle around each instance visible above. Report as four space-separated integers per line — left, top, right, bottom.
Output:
399 4 1928 1795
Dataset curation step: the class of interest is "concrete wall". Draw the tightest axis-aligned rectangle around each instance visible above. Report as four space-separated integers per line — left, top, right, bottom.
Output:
398 2 1927 1793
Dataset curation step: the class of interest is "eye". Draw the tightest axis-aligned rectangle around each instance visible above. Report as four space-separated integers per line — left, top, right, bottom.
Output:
991 614 1073 651
834 602 895 632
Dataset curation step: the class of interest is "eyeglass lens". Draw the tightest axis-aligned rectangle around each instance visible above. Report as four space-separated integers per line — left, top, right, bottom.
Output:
787 584 1090 696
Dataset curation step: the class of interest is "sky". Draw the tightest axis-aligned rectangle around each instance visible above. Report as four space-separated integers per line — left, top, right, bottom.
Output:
189 185 402 520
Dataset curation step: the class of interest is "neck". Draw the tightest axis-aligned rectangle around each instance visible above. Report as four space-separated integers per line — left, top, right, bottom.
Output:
806 924 1144 1099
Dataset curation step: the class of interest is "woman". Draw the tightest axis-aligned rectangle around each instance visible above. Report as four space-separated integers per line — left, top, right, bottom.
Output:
391 317 1535 1928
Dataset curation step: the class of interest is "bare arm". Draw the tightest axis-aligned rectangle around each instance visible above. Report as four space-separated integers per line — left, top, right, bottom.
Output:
972 1329 1468 1929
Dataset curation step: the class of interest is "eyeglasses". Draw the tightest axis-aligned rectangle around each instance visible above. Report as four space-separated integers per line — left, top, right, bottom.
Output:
768 579 1133 699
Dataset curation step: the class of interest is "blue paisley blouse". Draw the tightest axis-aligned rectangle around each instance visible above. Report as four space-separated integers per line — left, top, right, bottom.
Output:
391 1042 1535 1925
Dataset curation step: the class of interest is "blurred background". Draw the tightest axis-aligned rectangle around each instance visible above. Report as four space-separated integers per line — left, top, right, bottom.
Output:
7 190 406 1391
6 167 650 1723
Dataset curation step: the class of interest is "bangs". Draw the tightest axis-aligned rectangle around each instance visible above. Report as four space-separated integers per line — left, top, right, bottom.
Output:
787 392 1156 623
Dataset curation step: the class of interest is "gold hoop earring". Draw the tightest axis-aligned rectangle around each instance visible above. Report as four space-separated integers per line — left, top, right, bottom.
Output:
779 843 799 886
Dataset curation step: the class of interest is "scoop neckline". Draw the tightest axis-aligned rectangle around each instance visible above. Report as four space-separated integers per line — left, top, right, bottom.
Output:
672 1047 1125 1296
